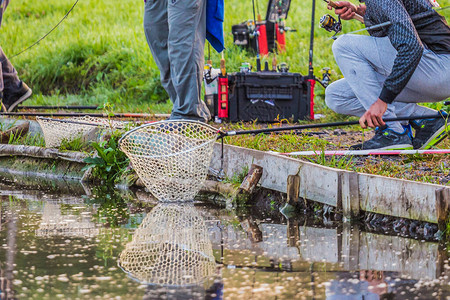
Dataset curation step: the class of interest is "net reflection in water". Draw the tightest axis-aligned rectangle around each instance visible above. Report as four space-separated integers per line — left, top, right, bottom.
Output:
118 203 217 287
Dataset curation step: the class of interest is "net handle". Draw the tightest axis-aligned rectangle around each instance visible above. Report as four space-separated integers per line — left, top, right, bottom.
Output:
118 120 219 150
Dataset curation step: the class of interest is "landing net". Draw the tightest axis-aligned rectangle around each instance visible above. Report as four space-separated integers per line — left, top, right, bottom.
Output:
37 116 125 148
119 120 218 202
118 203 216 286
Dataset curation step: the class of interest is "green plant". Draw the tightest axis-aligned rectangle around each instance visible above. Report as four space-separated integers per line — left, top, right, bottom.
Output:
225 165 249 186
8 132 46 147
83 130 130 184
59 136 90 152
306 150 355 170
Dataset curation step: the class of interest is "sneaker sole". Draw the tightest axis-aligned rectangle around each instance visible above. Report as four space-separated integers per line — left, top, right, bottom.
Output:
419 122 450 150
378 144 414 150
7 89 32 112
355 144 413 150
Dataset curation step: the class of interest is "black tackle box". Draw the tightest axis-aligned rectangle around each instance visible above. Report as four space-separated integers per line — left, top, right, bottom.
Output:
227 71 313 122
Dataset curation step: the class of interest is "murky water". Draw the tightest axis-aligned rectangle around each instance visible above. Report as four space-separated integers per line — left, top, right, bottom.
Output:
0 182 449 299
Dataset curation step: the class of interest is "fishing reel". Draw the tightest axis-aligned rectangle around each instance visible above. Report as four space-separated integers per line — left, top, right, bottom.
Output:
320 67 332 88
277 62 289 73
204 64 215 84
246 20 257 38
320 14 342 39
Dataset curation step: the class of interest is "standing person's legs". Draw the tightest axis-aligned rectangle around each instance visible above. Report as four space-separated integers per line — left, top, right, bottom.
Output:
167 0 210 122
143 0 177 105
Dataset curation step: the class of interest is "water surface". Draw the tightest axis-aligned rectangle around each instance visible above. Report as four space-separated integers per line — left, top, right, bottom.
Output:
0 183 449 299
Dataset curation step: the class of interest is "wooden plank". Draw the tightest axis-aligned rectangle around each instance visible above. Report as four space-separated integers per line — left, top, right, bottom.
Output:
340 222 360 270
298 227 339 263
210 144 446 223
0 144 88 163
341 171 360 220
358 232 440 280
298 164 340 207
436 188 450 232
210 144 342 207
359 174 443 223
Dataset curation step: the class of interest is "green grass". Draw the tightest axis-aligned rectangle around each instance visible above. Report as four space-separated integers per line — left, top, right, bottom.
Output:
3 0 447 115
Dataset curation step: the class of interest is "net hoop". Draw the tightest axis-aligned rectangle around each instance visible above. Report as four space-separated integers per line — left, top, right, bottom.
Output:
37 116 126 148
118 120 219 202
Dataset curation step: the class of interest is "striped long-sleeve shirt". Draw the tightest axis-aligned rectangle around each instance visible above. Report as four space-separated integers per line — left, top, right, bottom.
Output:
364 0 450 103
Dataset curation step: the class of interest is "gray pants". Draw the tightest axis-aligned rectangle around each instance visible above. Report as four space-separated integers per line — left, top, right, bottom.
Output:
325 34 450 132
0 0 19 93
143 0 211 122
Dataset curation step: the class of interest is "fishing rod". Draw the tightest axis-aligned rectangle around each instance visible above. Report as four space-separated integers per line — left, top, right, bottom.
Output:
275 149 450 156
17 105 99 110
323 0 364 23
325 5 450 39
252 0 262 71
0 112 171 118
219 113 447 137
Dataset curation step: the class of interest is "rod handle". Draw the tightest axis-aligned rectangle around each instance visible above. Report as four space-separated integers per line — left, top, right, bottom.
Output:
326 0 364 23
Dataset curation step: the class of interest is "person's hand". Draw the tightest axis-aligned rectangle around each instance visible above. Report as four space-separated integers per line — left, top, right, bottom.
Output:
327 1 358 20
360 270 388 295
359 99 388 129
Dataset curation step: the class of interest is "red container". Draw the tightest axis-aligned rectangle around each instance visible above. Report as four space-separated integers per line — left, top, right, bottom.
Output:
218 76 229 119
257 22 269 56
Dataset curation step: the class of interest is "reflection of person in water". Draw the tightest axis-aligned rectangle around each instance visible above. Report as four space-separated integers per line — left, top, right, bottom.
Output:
118 203 223 300
326 270 442 299
326 270 391 300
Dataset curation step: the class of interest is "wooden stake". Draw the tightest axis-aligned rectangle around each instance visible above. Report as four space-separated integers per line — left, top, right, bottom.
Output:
286 175 300 206
237 164 263 194
436 187 450 232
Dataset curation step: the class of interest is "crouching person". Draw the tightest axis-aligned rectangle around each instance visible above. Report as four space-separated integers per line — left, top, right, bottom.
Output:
325 0 450 150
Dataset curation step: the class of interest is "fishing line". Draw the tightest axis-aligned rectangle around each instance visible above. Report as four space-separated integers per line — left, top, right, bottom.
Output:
2 0 79 63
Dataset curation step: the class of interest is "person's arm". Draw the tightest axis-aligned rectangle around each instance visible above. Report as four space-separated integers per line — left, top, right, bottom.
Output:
378 1 423 104
360 0 424 128
328 1 366 20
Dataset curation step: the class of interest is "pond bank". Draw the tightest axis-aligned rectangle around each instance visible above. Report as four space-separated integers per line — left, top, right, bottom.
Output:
0 140 449 236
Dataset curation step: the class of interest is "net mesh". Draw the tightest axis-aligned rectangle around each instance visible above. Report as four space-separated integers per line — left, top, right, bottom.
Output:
118 203 216 286
36 202 99 237
36 116 125 148
119 120 218 202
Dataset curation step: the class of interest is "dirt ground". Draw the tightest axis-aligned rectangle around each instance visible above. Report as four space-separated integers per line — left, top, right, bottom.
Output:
221 121 450 186
301 128 450 186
